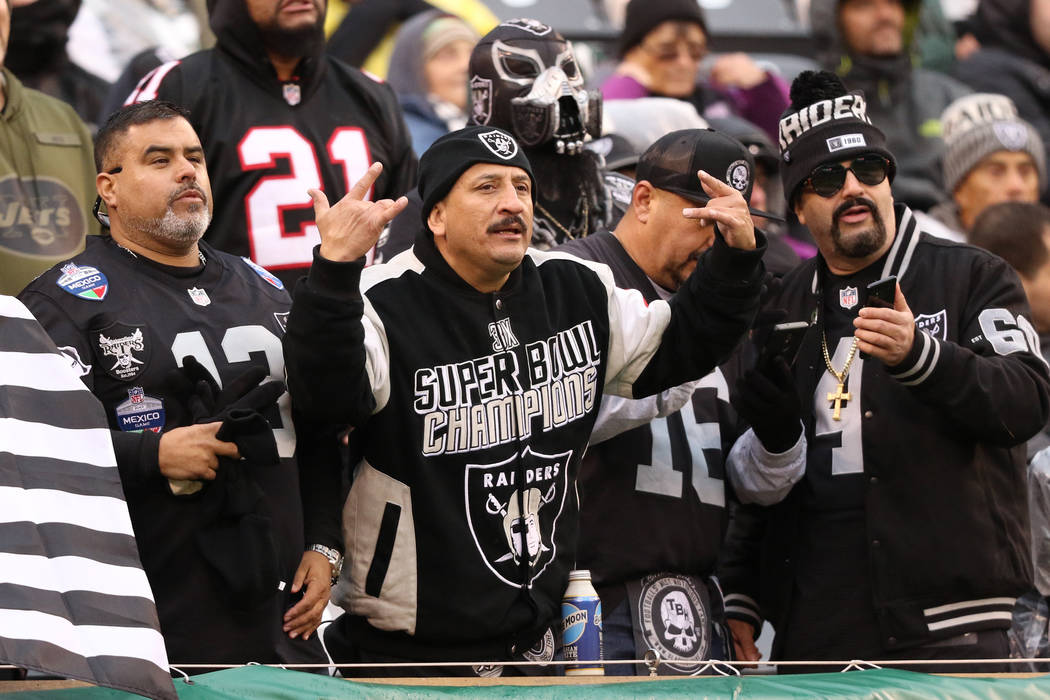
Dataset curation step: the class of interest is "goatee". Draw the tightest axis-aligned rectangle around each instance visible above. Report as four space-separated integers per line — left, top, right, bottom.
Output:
830 197 887 259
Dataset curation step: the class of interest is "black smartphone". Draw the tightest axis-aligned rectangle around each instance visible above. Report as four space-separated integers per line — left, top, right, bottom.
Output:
755 321 810 373
865 275 897 308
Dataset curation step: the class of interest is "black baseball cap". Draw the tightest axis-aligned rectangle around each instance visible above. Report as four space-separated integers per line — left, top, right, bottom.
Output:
635 128 784 221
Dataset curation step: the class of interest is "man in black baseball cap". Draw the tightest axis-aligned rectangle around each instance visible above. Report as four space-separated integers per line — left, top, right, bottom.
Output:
559 128 794 675
284 124 768 673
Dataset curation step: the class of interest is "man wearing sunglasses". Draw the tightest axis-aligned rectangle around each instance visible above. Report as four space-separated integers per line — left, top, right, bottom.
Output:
720 70 1050 671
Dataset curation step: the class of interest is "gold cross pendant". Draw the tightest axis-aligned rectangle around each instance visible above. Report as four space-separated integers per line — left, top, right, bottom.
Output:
827 382 851 421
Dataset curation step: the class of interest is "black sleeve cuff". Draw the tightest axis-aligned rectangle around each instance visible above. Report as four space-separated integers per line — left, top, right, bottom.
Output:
110 429 162 488
303 245 366 302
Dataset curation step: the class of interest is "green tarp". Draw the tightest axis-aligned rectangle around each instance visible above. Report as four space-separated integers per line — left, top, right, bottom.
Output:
9 666 1050 700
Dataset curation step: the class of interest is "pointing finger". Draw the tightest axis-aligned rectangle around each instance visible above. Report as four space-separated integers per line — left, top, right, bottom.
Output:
347 162 383 201
697 169 735 197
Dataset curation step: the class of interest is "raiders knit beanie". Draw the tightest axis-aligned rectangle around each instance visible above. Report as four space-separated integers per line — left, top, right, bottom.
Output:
941 93 1046 193
418 126 535 229
619 0 708 58
778 71 896 204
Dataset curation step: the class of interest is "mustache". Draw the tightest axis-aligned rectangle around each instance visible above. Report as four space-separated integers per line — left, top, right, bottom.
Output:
169 182 207 206
833 197 877 222
487 215 527 233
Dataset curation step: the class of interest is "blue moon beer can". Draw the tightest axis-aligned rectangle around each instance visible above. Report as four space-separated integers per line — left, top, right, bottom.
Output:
562 569 604 675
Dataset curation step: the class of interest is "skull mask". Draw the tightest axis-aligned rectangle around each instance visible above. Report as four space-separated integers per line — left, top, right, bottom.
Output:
469 19 602 155
660 590 698 653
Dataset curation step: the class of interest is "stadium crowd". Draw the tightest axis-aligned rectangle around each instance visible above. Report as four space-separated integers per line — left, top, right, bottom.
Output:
4 0 1050 685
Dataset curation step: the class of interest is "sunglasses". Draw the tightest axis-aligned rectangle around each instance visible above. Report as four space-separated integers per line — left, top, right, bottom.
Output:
805 154 891 198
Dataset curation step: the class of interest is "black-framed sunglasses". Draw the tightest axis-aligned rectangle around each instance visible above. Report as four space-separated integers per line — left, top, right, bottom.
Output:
805 154 891 198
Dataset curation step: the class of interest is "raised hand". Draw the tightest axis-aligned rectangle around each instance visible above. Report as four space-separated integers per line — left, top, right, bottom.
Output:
681 170 757 250
309 162 409 263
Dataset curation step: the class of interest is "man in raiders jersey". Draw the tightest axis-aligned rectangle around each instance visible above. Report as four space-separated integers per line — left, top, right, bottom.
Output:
559 128 803 674
19 102 342 668
126 0 417 287
721 71 1050 671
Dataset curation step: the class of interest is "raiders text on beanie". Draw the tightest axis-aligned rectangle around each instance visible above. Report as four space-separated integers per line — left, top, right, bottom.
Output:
418 126 536 230
777 71 896 204
941 93 1046 194
619 0 708 58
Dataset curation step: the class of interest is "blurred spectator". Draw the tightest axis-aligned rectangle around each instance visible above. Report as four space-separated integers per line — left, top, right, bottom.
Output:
6 0 109 130
809 0 971 211
387 9 478 156
0 0 98 296
601 0 789 143
923 93 1045 238
125 0 416 287
67 0 209 84
953 0 1050 207
328 0 496 78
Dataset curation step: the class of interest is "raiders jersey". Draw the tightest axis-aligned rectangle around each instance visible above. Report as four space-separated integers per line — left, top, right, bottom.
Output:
18 235 321 665
126 0 417 286
558 231 742 604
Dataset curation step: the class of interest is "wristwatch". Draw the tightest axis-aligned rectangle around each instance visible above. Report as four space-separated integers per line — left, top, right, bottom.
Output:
308 544 343 586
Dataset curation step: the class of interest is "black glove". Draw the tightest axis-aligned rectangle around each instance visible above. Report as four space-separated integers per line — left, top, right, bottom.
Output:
732 356 802 454
165 356 284 424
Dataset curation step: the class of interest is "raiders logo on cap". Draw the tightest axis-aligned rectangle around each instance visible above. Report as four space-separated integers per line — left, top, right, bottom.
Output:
478 130 519 160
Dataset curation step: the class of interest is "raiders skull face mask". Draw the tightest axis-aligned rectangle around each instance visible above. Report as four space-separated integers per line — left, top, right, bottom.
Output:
469 19 601 155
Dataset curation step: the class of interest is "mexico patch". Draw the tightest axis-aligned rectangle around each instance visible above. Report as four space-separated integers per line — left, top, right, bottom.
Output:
115 387 165 433
241 256 285 290
57 262 108 301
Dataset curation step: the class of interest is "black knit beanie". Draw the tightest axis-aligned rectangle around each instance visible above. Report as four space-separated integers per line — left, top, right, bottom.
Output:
418 126 536 230
619 0 707 58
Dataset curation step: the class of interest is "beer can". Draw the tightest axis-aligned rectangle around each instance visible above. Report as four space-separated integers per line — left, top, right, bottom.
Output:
562 569 604 675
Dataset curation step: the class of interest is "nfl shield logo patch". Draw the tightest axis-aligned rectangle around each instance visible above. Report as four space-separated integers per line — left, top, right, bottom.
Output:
187 287 211 306
839 286 859 309
915 309 948 340
464 446 570 587
282 82 301 106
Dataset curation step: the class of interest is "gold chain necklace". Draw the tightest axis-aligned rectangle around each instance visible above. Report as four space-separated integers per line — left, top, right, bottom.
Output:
535 196 589 241
821 332 859 420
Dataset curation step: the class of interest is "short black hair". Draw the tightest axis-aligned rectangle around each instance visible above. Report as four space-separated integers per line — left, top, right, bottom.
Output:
969 201 1050 279
94 101 193 173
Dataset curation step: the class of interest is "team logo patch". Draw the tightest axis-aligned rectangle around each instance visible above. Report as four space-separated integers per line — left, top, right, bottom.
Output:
993 121 1029 150
273 312 289 333
464 445 570 587
840 286 859 309
57 262 108 301
282 83 301 106
631 574 710 674
187 287 211 306
115 387 165 433
471 75 493 125
726 159 751 193
241 256 285 290
826 133 867 153
478 130 519 160
915 309 948 340
93 323 149 381
56 345 91 377
521 628 556 664
501 18 552 35
0 175 86 259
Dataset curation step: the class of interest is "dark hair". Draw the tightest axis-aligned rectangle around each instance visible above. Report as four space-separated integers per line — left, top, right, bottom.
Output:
969 201 1050 278
94 101 192 172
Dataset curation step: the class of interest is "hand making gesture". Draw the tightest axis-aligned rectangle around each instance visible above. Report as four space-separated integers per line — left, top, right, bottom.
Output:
681 169 757 250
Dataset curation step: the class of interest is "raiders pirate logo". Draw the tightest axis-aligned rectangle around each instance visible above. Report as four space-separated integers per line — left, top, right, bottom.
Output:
725 160 750 193
993 121 1030 150
471 75 493 125
840 286 859 310
273 312 289 334
501 18 552 36
464 445 570 587
633 574 710 674
915 309 948 340
478 130 519 161
92 322 149 382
